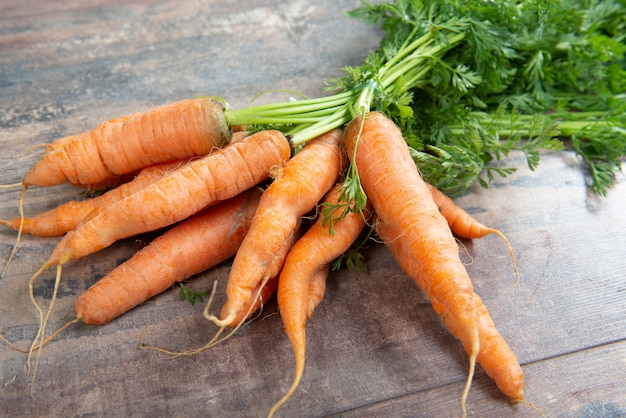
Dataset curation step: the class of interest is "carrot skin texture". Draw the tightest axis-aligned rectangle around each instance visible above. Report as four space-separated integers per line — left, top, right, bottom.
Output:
46 130 291 267
0 161 188 237
376 220 524 400
345 112 480 415
426 182 498 239
75 188 262 325
230 274 279 326
23 98 230 187
216 129 345 326
230 218 303 326
437 294 524 400
345 112 479 346
426 182 520 281
278 184 370 325
270 184 369 417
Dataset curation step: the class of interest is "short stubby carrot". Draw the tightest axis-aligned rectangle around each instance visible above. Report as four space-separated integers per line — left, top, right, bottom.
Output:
76 188 262 325
23 98 230 187
208 129 345 328
269 184 370 417
426 182 520 282
41 129 290 271
1 160 188 237
345 111 480 417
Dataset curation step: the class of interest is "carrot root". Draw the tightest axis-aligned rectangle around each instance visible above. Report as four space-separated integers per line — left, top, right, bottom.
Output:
1 186 26 278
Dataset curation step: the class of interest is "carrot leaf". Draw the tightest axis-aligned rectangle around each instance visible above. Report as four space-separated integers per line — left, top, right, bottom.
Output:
224 0 625 197
178 283 209 306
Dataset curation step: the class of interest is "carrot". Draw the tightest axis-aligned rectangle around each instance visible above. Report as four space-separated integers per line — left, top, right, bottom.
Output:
0 160 189 237
230 274 279 326
269 184 370 417
144 218 304 358
376 218 525 401
75 188 262 326
206 129 345 329
35 129 289 272
72 171 136 193
22 97 230 188
221 217 304 329
24 130 290 376
345 111 480 417
425 182 520 283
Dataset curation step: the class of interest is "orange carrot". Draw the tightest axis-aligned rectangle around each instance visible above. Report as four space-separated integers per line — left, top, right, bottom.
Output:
74 171 139 193
438 294 524 401
230 274 279 326
206 129 345 329
75 188 262 325
228 217 303 328
269 184 370 417
25 130 290 372
0 161 189 237
22 98 230 187
36 129 289 272
345 111 479 417
426 182 520 282
148 219 305 358
376 219 524 401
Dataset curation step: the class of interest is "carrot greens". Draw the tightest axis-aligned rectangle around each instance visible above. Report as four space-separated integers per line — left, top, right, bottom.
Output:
224 0 625 200
178 283 209 306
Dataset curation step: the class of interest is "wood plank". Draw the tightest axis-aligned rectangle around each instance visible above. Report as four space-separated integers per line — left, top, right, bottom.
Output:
330 340 626 417
1 1 625 417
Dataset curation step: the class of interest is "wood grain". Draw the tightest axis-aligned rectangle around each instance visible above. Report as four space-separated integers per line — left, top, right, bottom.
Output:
1 1 625 417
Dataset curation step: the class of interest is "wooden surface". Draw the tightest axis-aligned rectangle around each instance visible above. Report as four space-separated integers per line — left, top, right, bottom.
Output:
1 1 625 417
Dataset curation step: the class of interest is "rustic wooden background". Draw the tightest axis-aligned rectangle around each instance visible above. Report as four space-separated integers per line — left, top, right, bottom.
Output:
1 1 625 417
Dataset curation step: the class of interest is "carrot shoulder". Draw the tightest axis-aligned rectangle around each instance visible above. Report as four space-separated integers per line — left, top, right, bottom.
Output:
23 98 230 187
207 129 345 328
75 188 262 325
345 111 480 417
269 184 370 417
1 160 189 237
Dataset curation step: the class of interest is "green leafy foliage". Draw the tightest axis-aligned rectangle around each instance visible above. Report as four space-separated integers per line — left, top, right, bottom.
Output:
349 0 625 196
178 283 209 306
226 0 625 200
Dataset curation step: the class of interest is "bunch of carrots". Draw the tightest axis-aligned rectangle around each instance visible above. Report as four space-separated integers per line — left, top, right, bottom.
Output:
0 100 529 417
2 0 625 416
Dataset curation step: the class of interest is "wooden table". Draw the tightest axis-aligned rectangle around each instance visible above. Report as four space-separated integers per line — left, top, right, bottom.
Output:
1 1 625 417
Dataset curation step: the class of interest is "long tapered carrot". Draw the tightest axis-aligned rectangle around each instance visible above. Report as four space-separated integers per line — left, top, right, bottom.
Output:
206 129 345 329
75 188 262 325
439 294 524 401
1 160 189 237
376 218 525 401
269 184 370 418
426 182 520 282
22 98 230 188
345 111 480 417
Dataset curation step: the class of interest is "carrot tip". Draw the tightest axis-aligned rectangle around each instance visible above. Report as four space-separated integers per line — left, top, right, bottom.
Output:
510 399 546 417
205 312 235 328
